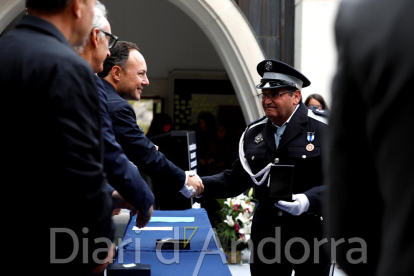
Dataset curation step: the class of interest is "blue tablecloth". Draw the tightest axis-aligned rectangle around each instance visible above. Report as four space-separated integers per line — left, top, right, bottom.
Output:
113 208 232 276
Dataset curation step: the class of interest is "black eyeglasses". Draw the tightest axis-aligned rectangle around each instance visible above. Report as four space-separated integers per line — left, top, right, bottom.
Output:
257 90 295 100
307 104 323 110
99 29 118 49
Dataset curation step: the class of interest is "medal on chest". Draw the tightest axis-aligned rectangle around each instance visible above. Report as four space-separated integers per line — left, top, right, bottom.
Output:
306 132 315 151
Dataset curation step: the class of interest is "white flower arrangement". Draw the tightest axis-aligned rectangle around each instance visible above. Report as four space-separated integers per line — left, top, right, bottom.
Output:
216 188 257 251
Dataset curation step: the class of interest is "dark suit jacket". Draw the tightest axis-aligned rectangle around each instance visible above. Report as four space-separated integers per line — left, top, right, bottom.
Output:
327 0 414 275
103 79 186 191
201 103 327 243
0 15 113 274
96 76 154 215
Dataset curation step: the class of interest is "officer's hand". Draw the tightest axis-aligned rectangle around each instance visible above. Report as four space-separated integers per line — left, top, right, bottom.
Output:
135 205 153 228
181 171 204 198
274 194 309 216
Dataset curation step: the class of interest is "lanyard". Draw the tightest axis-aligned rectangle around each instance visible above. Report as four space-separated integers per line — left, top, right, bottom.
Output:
238 130 274 186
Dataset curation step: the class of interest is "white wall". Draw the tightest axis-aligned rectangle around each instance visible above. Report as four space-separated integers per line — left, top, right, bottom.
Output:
100 0 227 114
101 0 224 80
101 0 265 122
0 0 24 34
295 0 340 108
1 0 341 118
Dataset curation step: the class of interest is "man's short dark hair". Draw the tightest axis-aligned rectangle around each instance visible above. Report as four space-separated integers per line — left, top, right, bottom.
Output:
98 41 140 78
26 0 73 14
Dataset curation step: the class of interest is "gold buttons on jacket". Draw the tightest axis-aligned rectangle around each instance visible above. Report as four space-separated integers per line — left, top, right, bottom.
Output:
274 158 279 164
252 156 255 160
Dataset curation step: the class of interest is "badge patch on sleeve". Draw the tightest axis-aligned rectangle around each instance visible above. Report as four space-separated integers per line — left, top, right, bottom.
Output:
255 133 264 144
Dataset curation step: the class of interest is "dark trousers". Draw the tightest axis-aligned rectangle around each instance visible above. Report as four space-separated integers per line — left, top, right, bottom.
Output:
249 206 331 276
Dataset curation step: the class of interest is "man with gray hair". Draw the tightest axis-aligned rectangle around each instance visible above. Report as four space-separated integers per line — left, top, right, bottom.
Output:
78 1 155 227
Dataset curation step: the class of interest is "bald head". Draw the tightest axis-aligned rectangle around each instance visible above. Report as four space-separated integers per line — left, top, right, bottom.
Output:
26 0 97 47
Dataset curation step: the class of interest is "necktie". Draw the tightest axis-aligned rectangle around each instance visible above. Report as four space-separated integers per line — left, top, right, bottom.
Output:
275 124 287 149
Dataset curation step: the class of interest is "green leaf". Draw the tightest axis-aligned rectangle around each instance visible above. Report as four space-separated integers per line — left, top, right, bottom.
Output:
248 187 253 197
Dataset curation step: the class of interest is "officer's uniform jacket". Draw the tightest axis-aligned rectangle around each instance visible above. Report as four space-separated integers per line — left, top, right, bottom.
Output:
201 103 327 238
245 104 326 214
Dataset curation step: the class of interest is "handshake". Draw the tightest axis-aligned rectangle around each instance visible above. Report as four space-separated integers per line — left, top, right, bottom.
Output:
180 171 204 198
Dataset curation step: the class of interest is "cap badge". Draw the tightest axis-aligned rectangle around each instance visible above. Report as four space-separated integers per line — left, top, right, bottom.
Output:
265 61 272 71
254 133 264 144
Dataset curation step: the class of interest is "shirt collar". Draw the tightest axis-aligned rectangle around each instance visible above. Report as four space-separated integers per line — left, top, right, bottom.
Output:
17 14 71 48
272 103 301 128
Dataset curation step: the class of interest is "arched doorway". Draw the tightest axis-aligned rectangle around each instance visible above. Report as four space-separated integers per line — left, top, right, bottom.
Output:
0 0 265 123
166 0 265 123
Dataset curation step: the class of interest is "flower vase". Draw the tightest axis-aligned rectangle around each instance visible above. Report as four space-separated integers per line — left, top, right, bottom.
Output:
224 249 242 264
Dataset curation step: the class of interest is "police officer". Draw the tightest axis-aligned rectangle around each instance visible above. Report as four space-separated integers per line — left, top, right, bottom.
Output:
200 60 331 275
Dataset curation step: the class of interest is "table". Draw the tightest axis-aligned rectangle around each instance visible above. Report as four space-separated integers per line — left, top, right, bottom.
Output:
112 208 232 276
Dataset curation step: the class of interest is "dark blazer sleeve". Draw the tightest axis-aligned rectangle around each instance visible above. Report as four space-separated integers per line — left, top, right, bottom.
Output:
304 185 324 214
96 77 154 216
109 102 186 192
326 1 383 274
51 62 114 268
107 184 115 196
201 158 252 200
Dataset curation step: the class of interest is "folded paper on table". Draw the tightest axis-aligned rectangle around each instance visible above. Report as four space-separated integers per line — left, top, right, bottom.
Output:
149 217 195 223
132 226 173 231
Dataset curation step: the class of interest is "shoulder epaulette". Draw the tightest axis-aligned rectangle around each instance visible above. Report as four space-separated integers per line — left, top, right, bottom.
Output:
246 116 267 130
312 109 329 117
308 109 328 125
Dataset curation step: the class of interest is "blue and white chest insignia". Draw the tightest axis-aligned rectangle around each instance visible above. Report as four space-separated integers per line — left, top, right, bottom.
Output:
306 132 315 151
254 133 264 144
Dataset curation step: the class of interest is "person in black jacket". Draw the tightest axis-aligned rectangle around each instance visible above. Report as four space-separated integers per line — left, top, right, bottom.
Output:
327 0 414 275
77 1 154 226
199 60 331 276
1 0 113 275
98 41 204 201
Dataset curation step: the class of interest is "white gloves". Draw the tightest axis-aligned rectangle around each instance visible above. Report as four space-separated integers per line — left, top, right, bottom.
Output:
274 194 309 216
179 171 201 198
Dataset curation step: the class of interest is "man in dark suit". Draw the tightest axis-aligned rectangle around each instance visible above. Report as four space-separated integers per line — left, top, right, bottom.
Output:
78 1 154 227
98 41 204 203
0 0 113 275
326 0 414 275
200 60 331 275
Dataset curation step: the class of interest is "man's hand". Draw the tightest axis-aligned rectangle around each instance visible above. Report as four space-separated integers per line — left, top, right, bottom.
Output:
112 190 152 227
111 190 133 211
274 194 309 216
180 171 204 198
135 205 153 228
90 243 115 274
112 208 122 216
